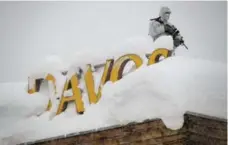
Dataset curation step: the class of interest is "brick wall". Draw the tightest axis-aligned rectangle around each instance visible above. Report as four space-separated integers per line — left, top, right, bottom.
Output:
21 112 227 145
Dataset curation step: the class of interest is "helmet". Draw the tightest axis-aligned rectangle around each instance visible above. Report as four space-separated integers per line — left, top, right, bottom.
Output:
159 6 171 19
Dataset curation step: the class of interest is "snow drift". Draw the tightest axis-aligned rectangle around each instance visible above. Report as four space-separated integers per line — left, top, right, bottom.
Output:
0 54 226 144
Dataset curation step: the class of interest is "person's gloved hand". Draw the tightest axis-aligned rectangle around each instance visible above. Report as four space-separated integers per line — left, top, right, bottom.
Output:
174 35 184 47
175 35 183 40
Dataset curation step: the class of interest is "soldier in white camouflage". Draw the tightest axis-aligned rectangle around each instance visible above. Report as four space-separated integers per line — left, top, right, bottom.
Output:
148 7 186 55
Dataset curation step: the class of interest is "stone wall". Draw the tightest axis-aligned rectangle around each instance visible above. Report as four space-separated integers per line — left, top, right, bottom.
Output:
20 112 227 145
185 112 227 145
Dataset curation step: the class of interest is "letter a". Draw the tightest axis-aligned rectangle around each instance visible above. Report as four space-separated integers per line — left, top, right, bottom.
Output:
56 74 85 115
84 59 114 104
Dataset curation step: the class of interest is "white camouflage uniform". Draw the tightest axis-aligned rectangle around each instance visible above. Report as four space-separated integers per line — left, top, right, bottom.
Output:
148 7 183 54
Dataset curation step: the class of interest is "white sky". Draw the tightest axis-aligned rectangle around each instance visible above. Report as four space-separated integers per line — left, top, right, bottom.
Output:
0 1 227 82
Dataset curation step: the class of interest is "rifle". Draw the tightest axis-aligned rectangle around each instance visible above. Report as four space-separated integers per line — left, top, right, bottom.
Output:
169 25 189 50
179 38 188 50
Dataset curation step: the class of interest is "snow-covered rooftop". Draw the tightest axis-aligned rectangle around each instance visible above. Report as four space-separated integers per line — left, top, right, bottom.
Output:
0 53 226 144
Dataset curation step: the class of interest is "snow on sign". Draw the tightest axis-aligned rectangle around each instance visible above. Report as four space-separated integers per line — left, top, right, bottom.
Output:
27 48 172 117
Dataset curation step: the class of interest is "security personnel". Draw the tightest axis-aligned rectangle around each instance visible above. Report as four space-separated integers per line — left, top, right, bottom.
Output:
148 7 184 54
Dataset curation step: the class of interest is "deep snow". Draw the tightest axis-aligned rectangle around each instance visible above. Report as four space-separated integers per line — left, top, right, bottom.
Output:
0 53 226 144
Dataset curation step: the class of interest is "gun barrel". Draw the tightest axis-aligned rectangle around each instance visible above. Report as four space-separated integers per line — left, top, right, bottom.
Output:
183 43 188 50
